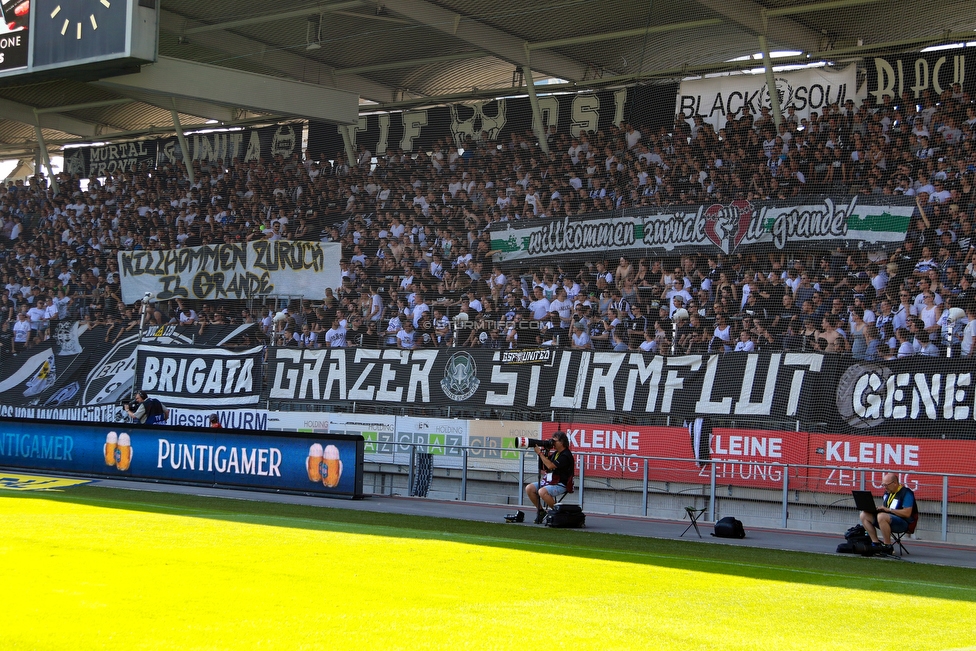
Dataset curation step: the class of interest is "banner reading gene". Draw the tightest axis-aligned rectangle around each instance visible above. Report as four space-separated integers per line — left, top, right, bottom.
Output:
118 241 342 303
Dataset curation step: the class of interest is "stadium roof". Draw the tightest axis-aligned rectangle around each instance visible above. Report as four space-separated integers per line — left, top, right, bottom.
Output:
1 0 975 157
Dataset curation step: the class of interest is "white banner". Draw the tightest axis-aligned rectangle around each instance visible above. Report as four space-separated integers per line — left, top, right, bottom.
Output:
677 65 860 131
118 241 343 303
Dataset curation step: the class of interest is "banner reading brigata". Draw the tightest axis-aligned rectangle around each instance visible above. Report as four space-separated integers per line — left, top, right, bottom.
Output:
136 344 264 407
490 196 914 262
677 65 860 131
118 241 342 303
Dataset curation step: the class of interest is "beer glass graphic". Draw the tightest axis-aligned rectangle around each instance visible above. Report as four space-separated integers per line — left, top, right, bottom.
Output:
322 445 342 488
306 443 323 482
104 432 118 467
116 433 132 471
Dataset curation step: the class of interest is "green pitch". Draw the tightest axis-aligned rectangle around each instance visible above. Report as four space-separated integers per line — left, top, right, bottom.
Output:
1 486 974 651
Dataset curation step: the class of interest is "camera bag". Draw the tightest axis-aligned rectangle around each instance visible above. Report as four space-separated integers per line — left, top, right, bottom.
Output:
545 504 585 528
711 516 746 539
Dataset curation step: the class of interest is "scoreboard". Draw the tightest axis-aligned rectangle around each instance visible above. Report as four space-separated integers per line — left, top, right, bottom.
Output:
0 0 157 80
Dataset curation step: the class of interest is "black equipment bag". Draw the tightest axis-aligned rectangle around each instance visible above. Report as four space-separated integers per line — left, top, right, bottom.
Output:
837 524 874 554
712 516 746 539
545 504 585 528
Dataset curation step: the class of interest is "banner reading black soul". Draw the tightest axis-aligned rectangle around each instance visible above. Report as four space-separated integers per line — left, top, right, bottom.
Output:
865 47 974 106
489 196 915 262
307 85 677 157
0 417 365 498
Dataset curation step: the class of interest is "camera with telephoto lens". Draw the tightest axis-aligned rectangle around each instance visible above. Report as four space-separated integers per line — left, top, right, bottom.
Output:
513 437 553 450
120 397 138 413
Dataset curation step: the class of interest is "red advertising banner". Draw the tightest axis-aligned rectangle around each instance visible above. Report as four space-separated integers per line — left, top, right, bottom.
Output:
542 423 976 503
806 433 976 503
542 423 805 491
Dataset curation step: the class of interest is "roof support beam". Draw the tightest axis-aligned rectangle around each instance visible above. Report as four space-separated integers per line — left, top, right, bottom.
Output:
183 1 363 35
94 57 360 124
0 97 116 138
160 9 400 103
335 51 484 76
377 0 590 82
527 18 723 51
694 0 824 53
765 0 885 17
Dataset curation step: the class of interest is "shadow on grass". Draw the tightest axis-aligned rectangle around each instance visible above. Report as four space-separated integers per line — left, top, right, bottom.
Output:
7 484 976 603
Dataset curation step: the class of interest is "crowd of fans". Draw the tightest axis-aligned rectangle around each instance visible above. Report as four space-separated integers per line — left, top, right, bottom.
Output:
2 83 976 361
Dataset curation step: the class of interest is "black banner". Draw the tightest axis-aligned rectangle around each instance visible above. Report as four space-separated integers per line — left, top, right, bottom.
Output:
0 322 256 419
828 356 976 436
307 85 677 157
263 348 829 423
63 140 158 177
155 123 302 167
136 344 265 407
865 48 974 105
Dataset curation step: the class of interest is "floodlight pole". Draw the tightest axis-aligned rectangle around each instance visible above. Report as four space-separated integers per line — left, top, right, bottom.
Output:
758 34 783 129
170 104 195 186
131 292 152 401
31 121 59 195
522 65 549 155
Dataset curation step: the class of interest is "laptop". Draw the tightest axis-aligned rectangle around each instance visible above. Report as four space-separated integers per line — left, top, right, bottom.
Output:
852 490 880 514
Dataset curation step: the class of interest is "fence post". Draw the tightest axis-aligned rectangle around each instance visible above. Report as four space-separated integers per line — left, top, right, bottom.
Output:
461 447 468 502
578 452 585 511
642 458 648 517
781 464 789 529
407 445 415 496
518 450 525 506
708 461 716 521
942 474 949 542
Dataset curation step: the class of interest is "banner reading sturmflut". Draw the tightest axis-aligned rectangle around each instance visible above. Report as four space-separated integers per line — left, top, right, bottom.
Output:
489 196 914 262
118 241 342 303
677 65 859 131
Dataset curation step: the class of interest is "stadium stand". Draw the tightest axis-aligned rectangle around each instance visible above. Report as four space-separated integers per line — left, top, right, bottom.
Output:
1 85 975 361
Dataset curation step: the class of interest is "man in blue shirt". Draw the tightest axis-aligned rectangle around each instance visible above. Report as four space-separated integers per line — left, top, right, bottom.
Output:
859 472 917 554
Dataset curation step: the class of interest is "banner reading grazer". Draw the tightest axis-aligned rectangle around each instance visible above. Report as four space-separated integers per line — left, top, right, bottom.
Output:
489 196 914 262
677 65 860 131
264 349 830 422
136 344 265 407
118 241 342 303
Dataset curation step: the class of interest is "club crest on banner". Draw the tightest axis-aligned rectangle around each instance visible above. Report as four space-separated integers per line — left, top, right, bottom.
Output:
449 100 507 148
440 352 480 401
760 77 795 110
24 355 56 398
703 200 754 254
271 125 298 157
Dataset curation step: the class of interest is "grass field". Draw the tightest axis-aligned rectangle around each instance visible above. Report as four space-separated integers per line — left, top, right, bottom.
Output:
1 485 975 651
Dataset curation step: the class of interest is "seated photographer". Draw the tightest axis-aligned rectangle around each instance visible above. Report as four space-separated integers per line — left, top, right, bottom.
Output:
125 390 170 426
859 472 916 554
524 431 574 524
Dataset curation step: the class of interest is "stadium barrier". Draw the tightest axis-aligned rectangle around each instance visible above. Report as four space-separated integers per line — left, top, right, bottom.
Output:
359 440 976 545
0 416 365 499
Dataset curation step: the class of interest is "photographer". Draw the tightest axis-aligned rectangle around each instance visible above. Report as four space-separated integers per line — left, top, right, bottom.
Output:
125 390 170 425
524 431 574 524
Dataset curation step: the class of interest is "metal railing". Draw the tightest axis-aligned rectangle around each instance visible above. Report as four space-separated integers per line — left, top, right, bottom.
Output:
378 444 976 543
